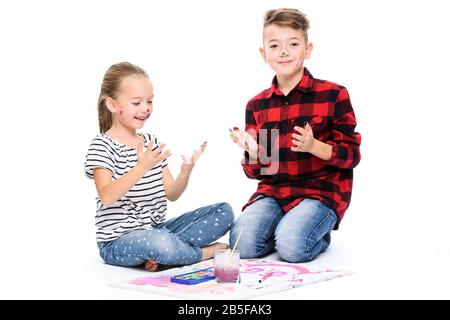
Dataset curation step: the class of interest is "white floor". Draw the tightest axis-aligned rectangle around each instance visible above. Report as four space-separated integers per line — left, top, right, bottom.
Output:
86 237 450 300
2 161 450 300
3 225 450 300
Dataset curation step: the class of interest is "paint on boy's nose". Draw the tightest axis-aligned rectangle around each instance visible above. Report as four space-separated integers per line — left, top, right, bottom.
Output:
146 109 150 112
279 51 289 58
119 110 123 115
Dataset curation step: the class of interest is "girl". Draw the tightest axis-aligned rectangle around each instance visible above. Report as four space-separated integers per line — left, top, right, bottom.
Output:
85 62 233 271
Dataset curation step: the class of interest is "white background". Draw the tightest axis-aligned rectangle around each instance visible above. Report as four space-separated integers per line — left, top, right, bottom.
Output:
1 0 449 299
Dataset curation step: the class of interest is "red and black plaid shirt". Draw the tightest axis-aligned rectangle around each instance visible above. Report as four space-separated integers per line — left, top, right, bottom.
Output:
242 68 361 229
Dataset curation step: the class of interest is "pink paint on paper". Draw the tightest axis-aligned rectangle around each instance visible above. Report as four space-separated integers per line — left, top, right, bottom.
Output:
129 274 236 295
129 275 175 287
241 262 315 275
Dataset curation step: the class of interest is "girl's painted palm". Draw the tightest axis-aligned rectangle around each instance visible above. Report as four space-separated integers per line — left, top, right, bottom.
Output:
181 142 207 168
137 139 171 171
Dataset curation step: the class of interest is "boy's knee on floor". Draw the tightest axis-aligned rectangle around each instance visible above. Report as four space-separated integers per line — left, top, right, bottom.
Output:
278 246 312 263
229 224 242 245
229 233 260 259
276 237 312 263
235 244 260 259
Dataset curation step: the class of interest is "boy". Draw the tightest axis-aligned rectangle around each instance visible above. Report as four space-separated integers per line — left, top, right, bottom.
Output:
229 8 361 262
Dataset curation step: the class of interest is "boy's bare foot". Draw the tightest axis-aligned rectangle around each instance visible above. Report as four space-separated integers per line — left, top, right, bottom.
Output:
144 259 158 272
201 242 229 260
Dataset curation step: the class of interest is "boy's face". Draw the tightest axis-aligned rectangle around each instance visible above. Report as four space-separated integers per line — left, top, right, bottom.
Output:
260 24 312 79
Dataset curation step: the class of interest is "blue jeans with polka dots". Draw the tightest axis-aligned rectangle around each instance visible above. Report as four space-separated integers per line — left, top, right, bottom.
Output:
97 202 234 267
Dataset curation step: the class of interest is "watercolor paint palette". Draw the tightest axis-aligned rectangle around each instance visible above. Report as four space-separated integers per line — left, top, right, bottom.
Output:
170 267 215 285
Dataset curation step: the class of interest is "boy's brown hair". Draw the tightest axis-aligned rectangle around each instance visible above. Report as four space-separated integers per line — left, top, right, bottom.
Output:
263 8 310 43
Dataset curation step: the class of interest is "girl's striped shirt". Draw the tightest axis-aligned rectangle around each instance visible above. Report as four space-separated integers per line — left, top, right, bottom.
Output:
85 133 168 242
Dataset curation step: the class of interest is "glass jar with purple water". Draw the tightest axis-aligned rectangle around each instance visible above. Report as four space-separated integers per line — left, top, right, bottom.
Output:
214 249 240 283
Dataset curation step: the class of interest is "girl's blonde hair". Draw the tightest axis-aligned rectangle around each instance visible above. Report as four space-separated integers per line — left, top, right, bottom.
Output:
97 62 148 133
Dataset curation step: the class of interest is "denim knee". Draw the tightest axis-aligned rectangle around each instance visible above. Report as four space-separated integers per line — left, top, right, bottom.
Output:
232 235 260 258
229 226 261 259
215 202 235 227
278 248 312 263
276 233 332 263
276 236 313 263
229 223 239 249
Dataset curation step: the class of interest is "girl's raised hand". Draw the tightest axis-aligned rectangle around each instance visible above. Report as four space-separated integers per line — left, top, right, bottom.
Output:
136 138 171 172
181 141 207 172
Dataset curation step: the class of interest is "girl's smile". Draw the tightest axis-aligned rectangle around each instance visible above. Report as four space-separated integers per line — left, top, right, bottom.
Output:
133 113 151 123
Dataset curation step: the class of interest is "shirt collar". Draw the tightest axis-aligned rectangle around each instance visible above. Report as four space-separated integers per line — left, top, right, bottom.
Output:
266 67 314 98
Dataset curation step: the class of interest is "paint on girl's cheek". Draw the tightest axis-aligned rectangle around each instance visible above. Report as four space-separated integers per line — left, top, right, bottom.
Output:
119 111 123 115
147 109 150 112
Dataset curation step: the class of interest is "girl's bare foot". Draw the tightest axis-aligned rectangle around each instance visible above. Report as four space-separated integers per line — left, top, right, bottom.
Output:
201 242 229 260
144 259 158 272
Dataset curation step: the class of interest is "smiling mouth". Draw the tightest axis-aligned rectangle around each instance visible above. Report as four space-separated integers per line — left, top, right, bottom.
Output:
135 115 150 121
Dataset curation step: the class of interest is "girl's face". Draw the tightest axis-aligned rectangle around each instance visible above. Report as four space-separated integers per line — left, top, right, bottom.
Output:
113 75 153 130
260 25 313 79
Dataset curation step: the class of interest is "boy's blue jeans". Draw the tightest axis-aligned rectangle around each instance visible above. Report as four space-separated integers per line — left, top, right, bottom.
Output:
229 197 336 263
97 202 234 267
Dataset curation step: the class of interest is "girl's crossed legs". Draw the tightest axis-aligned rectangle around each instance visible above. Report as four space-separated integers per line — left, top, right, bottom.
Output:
98 202 234 270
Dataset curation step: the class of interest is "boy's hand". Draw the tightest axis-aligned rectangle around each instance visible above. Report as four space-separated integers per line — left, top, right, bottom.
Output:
291 122 315 153
181 142 207 173
229 127 258 158
136 139 171 172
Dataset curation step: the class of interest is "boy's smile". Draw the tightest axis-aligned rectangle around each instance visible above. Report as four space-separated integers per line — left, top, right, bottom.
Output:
277 59 294 65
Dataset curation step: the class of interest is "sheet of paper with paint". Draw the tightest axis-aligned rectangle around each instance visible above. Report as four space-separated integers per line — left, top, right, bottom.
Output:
111 259 354 299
